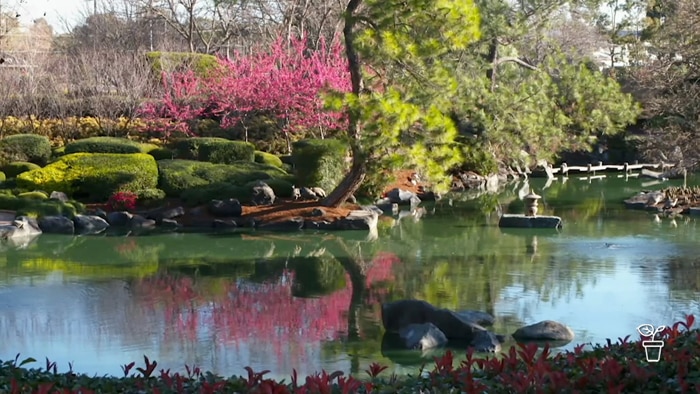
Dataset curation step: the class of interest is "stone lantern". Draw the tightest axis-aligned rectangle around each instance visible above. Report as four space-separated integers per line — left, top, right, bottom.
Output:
524 189 542 217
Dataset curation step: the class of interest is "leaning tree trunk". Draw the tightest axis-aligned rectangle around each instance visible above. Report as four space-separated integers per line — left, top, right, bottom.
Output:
321 0 366 208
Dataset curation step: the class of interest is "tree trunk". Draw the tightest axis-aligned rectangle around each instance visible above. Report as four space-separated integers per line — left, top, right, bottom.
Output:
321 0 366 208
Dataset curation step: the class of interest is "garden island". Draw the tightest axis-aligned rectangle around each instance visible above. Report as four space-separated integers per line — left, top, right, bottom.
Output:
0 0 699 392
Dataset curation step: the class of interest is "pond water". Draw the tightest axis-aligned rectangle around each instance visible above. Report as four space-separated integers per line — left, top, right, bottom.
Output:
1 174 699 380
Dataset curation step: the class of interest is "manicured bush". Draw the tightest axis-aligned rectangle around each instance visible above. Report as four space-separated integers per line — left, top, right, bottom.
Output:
17 153 159 201
180 183 250 206
17 191 48 200
0 194 84 218
0 134 52 165
170 137 256 164
0 171 5 182
64 137 159 155
291 139 348 192
135 188 167 203
148 147 175 160
157 159 289 199
254 151 284 168
145 51 220 77
1 161 42 178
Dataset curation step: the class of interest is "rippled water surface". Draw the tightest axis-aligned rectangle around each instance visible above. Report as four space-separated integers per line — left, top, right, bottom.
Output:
1 175 699 379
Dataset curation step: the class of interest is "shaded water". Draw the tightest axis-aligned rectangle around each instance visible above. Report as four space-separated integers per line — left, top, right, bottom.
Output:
1 174 699 379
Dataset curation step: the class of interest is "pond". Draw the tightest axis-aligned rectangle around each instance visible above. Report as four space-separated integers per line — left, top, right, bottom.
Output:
1 174 699 380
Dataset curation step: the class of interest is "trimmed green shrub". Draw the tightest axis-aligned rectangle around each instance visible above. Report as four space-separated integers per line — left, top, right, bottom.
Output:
52 146 66 158
0 134 52 165
1 161 42 178
17 153 159 201
148 147 175 161
181 184 251 206
18 191 48 200
0 172 5 182
64 137 159 155
157 159 290 203
254 151 284 168
0 194 84 218
291 139 348 192
170 137 255 164
135 188 167 202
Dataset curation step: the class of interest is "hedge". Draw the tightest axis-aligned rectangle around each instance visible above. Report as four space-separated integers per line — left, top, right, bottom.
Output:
0 194 84 218
0 134 52 165
291 139 348 193
1 161 42 178
145 51 220 77
17 153 159 201
170 137 256 164
64 137 159 155
254 151 284 168
157 159 292 204
0 171 5 182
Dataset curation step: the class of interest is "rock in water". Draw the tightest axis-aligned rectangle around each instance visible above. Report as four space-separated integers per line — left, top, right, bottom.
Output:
512 320 575 342
300 187 317 201
399 323 447 350
310 187 327 198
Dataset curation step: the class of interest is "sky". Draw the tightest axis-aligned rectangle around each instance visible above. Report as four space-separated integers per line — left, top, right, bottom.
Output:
5 0 86 34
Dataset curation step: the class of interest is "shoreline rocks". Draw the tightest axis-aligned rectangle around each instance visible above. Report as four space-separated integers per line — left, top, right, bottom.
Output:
624 186 700 216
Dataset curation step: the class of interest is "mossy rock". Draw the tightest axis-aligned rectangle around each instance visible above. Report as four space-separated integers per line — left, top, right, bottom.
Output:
157 159 289 200
254 151 284 168
16 153 159 202
169 137 255 164
0 134 52 165
0 194 84 218
64 137 159 155
1 161 42 178
291 139 349 192
17 191 49 200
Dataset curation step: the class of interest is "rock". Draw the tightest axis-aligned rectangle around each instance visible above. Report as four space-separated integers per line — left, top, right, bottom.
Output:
49 191 69 202
347 194 357 204
458 171 486 189
160 218 181 228
85 208 108 221
625 191 663 210
304 220 338 230
336 210 378 231
310 208 325 217
455 310 496 327
381 299 503 353
512 320 575 342
300 187 317 201
399 323 447 350
417 191 441 201
73 215 109 235
387 188 421 206
376 202 399 215
129 215 157 229
208 199 242 217
0 216 42 240
147 206 185 221
689 207 700 216
37 215 75 235
361 205 385 216
213 219 238 229
310 187 327 198
252 181 276 206
291 186 301 200
106 211 133 227
498 214 563 229
258 217 304 231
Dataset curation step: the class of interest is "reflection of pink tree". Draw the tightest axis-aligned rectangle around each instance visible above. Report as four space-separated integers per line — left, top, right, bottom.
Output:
130 251 400 363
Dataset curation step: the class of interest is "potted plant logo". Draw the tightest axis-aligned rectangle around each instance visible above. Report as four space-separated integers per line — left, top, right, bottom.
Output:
636 323 666 362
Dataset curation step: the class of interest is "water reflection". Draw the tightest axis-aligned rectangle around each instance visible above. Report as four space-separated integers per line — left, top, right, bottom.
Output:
0 175 699 379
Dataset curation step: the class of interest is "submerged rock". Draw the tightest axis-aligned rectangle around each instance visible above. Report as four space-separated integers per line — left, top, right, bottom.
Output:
399 323 447 350
512 320 575 342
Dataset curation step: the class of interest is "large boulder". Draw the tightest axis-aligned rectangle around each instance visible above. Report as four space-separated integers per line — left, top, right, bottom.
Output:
512 320 575 342
208 199 242 217
386 188 421 206
38 215 75 235
399 323 447 350
0 216 42 240
73 214 110 235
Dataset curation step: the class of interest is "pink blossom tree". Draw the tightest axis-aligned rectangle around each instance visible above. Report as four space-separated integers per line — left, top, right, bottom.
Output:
138 34 351 146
